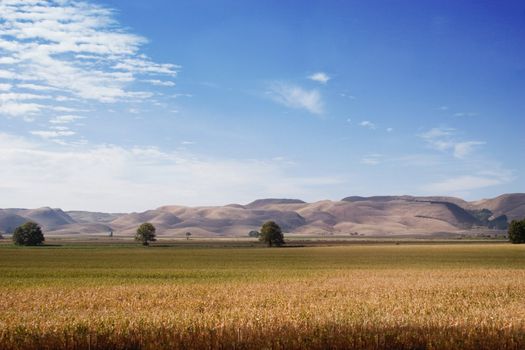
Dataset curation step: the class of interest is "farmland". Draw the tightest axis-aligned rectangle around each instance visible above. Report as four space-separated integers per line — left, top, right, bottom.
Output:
0 242 524 349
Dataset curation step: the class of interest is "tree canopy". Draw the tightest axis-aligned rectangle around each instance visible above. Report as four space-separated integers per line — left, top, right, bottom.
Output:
12 221 45 246
508 218 525 244
135 222 157 246
259 221 284 247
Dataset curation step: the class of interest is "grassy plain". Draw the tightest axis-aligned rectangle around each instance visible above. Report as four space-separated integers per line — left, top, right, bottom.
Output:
0 242 524 349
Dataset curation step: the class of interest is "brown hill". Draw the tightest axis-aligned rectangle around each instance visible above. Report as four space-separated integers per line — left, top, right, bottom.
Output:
1 193 523 237
0 207 75 231
0 212 27 233
111 206 306 236
469 193 525 221
67 211 123 224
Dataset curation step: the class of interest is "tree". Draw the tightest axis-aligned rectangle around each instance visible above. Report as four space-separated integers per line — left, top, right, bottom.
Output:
259 221 284 247
12 221 45 246
248 230 260 238
508 218 525 244
135 222 156 246
185 232 192 240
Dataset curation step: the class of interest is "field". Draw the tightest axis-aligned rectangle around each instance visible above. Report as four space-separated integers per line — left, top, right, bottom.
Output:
1 241 524 349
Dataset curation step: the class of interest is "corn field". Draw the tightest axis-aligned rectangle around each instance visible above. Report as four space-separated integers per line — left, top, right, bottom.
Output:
0 243 524 349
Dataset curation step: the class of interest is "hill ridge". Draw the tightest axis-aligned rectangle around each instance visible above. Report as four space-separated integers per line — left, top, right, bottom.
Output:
0 194 523 237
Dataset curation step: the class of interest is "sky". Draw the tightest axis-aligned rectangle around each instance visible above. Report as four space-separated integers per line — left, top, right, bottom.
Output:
0 0 524 212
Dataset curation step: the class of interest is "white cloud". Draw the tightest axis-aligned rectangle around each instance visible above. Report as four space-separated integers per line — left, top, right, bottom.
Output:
0 0 179 120
0 70 17 79
454 112 477 117
0 91 52 118
426 174 509 193
30 130 76 139
49 115 84 124
308 72 330 84
361 154 382 165
52 106 82 113
419 127 454 140
359 120 376 129
17 83 60 91
339 92 356 100
50 126 71 131
172 93 193 98
268 82 323 114
0 133 345 212
419 127 484 159
143 79 175 87
0 83 12 91
453 141 485 159
0 102 46 119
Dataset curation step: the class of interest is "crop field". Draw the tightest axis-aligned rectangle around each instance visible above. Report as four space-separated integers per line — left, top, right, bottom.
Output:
0 242 524 349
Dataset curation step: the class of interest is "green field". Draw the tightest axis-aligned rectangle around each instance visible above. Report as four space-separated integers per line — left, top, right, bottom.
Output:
1 242 524 349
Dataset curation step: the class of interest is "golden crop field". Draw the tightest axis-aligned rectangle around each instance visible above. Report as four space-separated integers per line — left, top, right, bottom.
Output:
0 242 524 349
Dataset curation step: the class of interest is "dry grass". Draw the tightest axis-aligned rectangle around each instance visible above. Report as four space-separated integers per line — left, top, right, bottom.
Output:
0 243 524 349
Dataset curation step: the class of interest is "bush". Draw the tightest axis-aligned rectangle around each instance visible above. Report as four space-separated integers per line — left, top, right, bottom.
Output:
12 221 45 246
508 218 525 244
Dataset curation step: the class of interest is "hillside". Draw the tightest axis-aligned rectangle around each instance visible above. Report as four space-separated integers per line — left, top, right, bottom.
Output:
0 193 523 237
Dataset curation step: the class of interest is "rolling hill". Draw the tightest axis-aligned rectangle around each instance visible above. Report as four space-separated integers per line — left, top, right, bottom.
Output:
0 193 523 237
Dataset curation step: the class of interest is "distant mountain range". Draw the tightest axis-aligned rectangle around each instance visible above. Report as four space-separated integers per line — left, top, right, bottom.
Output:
1 193 524 237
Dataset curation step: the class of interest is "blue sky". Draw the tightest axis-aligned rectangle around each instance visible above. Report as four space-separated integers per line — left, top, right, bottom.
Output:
0 0 523 212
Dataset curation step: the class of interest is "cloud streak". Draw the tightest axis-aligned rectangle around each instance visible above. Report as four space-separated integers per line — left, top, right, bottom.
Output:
0 0 179 119
0 133 345 211
419 127 485 159
268 82 323 114
426 173 511 193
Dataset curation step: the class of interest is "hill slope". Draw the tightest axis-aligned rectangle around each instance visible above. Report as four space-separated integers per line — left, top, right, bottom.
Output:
1 194 523 237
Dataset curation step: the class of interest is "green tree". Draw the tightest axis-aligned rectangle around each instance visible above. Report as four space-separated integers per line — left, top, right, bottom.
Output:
248 230 260 238
259 221 284 247
508 218 525 244
185 232 192 240
135 222 156 246
12 221 45 246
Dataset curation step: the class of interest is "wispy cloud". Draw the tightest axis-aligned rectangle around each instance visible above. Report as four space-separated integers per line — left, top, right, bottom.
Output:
49 115 84 124
339 92 356 100
308 72 330 84
454 112 477 117
361 154 382 165
453 141 485 158
359 120 376 129
268 82 323 114
30 129 76 139
143 79 176 87
0 0 179 120
0 133 345 211
418 127 484 159
426 173 511 193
